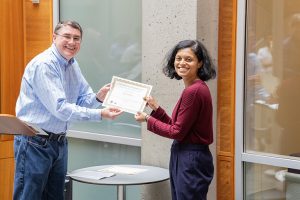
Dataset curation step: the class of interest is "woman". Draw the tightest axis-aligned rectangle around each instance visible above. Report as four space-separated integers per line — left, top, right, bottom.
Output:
135 40 216 200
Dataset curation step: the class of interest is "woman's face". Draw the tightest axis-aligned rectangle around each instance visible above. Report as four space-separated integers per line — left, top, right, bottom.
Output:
53 25 81 60
174 48 201 80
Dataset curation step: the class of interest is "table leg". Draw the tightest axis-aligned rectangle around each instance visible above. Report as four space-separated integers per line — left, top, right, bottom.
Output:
65 177 73 200
117 185 126 200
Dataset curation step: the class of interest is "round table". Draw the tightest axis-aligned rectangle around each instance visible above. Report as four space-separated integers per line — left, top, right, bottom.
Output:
68 164 170 200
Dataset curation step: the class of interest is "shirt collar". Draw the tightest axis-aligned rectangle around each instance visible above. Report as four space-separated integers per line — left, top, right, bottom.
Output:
51 44 75 67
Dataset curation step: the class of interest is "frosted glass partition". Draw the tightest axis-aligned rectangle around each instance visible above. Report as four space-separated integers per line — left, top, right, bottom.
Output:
59 0 142 138
68 138 141 200
59 1 142 198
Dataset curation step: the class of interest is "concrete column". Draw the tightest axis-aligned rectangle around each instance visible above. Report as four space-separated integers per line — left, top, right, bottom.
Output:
197 1 219 199
142 0 218 199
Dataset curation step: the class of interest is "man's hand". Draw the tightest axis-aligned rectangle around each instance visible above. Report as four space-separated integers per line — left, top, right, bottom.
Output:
96 83 110 102
101 107 123 120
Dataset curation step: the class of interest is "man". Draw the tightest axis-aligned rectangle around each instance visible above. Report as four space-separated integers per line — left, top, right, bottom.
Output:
14 20 122 200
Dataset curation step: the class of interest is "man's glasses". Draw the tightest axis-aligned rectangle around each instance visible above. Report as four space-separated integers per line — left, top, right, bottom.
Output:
56 33 81 43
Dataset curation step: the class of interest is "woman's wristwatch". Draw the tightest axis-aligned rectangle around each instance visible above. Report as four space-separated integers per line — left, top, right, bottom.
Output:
145 114 150 122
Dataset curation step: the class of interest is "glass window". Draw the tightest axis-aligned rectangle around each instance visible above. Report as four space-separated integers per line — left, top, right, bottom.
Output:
60 0 142 138
58 1 142 199
244 0 300 156
245 162 300 200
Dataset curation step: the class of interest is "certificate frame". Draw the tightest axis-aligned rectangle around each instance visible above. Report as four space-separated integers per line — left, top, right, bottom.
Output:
102 76 152 114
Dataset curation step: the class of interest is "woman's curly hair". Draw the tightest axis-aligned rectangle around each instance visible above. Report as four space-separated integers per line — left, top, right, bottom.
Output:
162 40 216 81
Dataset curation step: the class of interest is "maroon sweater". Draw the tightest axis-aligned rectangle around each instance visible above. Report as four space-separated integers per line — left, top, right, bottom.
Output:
147 80 213 145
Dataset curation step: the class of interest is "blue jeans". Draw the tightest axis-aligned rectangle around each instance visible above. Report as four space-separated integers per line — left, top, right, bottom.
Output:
13 135 68 200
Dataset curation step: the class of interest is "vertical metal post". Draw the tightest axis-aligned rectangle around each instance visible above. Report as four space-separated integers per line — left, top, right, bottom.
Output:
64 177 73 200
117 185 126 200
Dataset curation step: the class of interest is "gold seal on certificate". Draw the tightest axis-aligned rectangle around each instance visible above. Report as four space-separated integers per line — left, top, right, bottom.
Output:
102 76 152 114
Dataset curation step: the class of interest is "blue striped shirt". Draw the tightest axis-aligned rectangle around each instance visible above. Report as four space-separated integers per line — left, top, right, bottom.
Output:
16 44 101 133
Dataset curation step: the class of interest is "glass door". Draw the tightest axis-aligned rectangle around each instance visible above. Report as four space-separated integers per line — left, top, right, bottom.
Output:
236 0 300 199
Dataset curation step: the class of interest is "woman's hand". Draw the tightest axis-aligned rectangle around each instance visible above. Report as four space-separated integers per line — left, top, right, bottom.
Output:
135 112 148 123
144 96 159 111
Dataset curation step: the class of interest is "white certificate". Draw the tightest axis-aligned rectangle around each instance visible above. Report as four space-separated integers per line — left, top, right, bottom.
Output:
102 76 152 114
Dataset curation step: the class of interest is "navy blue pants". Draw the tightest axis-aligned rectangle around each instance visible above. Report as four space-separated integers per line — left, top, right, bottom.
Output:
169 140 214 200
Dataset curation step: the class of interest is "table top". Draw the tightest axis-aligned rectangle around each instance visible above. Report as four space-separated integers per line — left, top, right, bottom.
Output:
68 164 169 186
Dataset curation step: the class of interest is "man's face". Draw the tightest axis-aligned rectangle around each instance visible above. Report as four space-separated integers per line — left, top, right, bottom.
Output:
53 25 81 60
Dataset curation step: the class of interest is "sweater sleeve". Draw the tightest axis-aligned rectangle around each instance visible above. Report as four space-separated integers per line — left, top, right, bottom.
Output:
150 106 172 124
147 87 201 141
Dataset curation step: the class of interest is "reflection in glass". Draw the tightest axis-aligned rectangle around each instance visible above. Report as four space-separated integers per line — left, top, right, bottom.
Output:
245 0 300 156
60 0 142 138
245 162 300 200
